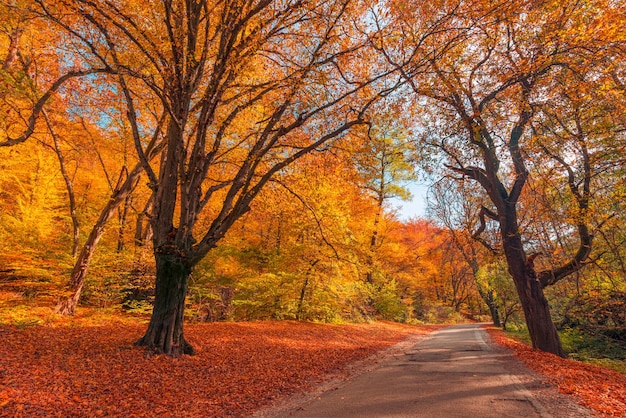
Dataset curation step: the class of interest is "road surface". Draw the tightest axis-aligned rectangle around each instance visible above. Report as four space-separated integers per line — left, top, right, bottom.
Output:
256 324 591 418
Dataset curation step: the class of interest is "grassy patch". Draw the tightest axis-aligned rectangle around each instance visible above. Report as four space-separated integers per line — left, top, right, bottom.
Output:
502 326 532 345
559 328 626 374
502 326 626 374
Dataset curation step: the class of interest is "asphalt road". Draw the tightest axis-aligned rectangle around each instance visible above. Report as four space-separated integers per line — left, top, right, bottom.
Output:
262 324 591 418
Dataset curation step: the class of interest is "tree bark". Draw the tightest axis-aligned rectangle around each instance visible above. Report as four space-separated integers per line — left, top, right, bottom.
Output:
44 111 80 258
502 224 566 357
366 198 384 284
55 166 144 315
513 271 565 356
296 260 319 320
296 274 310 321
55 221 105 315
135 196 154 247
482 289 501 327
135 250 195 357
117 194 131 252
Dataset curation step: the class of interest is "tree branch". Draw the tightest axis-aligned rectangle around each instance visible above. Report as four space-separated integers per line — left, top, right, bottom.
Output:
471 206 499 254
0 69 112 147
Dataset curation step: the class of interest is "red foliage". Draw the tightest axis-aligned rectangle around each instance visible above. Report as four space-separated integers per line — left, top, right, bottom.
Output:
487 327 626 417
0 321 434 417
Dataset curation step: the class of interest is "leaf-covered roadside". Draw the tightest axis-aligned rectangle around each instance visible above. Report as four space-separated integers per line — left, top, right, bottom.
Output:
487 328 626 417
0 320 433 417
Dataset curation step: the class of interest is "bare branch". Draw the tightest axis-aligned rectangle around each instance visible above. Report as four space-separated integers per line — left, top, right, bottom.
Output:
0 69 112 147
471 206 499 254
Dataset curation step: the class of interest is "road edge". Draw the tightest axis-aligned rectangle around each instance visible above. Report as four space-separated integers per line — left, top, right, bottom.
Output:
480 325 595 418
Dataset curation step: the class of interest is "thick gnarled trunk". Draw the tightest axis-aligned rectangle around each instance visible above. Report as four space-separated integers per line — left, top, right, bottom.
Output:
519 276 565 357
135 251 195 357
503 231 566 357
511 269 565 356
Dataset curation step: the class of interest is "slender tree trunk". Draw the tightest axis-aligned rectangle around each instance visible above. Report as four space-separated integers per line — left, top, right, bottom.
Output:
44 111 81 258
366 200 383 284
117 194 131 252
135 250 195 357
483 289 501 327
135 196 154 247
448 228 502 327
296 274 310 321
467 262 502 326
55 167 144 315
296 260 319 320
55 206 115 315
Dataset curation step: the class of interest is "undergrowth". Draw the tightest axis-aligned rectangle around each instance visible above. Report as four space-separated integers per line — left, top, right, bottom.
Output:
503 326 626 374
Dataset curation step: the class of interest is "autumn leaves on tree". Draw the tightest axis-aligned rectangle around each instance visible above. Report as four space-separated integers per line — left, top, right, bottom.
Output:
0 0 624 358
17 0 402 356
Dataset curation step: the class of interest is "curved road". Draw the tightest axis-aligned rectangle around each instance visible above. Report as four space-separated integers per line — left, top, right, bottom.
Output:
260 324 591 418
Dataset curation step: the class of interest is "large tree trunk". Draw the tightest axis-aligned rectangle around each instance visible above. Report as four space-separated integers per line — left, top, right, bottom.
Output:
519 274 565 357
135 251 195 357
503 230 566 357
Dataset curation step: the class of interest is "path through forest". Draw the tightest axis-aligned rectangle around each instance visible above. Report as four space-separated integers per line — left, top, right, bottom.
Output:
257 324 592 417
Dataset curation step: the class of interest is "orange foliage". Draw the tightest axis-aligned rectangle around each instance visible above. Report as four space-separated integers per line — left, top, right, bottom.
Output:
0 320 435 417
487 328 626 417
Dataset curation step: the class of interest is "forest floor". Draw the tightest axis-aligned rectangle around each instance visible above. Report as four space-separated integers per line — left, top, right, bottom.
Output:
0 310 435 417
0 309 624 417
